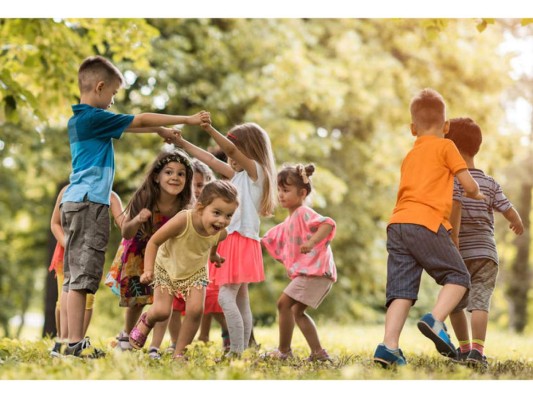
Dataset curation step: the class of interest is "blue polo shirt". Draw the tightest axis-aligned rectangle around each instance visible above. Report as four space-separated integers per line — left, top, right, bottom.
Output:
62 104 134 206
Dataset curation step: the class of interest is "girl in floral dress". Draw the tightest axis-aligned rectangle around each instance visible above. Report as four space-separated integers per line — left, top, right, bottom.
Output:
112 149 194 357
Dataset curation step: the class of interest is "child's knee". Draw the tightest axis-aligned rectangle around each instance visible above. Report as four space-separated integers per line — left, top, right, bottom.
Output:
186 306 204 322
277 296 291 311
151 307 172 322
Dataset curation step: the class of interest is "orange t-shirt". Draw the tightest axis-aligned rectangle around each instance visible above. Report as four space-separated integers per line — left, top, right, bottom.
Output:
389 136 467 233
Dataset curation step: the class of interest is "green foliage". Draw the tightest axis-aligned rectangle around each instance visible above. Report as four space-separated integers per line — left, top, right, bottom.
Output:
0 18 530 336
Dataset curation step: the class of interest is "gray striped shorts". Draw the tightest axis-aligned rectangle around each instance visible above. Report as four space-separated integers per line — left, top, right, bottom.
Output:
385 223 470 307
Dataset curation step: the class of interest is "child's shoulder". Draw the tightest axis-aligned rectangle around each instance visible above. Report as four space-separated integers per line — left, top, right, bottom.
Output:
471 169 499 186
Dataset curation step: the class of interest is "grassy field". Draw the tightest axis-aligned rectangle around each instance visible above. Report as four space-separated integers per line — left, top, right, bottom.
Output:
2 323 533 381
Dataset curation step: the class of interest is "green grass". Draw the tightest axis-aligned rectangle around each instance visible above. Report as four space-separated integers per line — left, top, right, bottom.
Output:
2 323 533 381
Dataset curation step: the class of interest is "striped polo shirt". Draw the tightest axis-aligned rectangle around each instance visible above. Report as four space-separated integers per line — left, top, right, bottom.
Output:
453 168 512 264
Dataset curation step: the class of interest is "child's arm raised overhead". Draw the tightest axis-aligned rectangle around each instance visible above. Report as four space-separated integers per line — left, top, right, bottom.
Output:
503 206 524 235
174 132 234 179
51 186 68 247
141 211 188 284
300 222 334 254
121 208 152 240
202 123 258 181
455 169 485 200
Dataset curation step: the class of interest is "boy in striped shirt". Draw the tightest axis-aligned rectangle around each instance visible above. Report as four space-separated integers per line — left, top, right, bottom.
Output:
448 117 524 367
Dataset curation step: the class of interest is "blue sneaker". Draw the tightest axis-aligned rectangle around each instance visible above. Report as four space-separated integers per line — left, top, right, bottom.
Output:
373 344 407 368
417 313 457 358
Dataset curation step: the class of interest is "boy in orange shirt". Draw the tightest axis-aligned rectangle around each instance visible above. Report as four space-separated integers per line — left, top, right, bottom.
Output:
373 88 485 368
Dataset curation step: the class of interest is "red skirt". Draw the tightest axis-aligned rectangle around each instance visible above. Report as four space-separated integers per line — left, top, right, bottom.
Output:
210 232 264 286
171 289 223 314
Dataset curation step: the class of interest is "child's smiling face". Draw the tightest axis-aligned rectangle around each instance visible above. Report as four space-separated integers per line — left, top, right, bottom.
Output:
155 162 187 197
199 198 238 235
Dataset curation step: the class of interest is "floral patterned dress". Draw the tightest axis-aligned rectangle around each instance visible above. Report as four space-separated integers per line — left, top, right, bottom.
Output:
109 212 170 307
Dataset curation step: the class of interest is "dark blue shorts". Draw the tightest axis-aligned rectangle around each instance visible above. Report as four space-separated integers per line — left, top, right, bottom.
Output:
385 223 470 307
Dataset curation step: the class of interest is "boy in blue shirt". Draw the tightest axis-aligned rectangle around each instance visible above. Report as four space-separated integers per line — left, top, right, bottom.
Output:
61 55 209 357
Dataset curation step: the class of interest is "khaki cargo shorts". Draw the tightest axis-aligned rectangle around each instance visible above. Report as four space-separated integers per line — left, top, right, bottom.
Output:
61 200 109 294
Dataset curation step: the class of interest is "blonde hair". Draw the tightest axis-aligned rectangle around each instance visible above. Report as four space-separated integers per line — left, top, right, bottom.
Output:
227 123 277 216
410 88 446 131
78 55 125 94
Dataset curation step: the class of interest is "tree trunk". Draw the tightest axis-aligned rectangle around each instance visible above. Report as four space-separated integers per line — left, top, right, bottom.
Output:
507 182 531 333
41 184 64 338
506 102 533 333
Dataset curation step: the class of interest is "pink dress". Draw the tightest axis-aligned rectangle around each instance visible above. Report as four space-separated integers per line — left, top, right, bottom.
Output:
261 205 337 282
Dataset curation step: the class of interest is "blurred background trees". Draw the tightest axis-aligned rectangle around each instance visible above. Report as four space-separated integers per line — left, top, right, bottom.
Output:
0 18 531 337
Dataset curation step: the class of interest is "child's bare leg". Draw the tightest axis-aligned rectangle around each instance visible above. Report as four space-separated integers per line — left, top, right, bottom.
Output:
125 304 144 334
168 311 182 346
471 309 488 347
432 283 467 322
67 289 87 343
292 301 323 354
174 287 205 357
145 287 174 325
450 310 470 344
277 293 296 353
150 318 170 349
383 298 412 349
59 290 69 339
213 312 228 332
82 309 93 337
198 313 213 342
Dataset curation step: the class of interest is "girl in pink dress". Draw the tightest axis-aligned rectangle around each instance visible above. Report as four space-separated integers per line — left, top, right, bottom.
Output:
175 122 277 356
262 164 337 362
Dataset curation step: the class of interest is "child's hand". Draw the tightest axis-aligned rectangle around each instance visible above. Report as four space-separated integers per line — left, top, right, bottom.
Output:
157 127 179 144
210 253 226 268
510 221 524 235
187 110 210 126
137 208 152 223
140 271 154 285
300 241 315 254
464 191 486 201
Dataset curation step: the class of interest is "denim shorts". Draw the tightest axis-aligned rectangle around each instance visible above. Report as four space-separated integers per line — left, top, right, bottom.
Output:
385 223 470 307
453 258 498 313
61 200 110 294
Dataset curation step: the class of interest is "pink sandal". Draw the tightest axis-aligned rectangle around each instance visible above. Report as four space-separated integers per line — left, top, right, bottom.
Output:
129 313 154 350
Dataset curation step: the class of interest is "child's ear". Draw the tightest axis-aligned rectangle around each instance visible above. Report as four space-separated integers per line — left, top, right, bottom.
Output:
95 81 105 93
410 123 417 137
195 202 205 213
443 120 450 135
299 188 309 198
